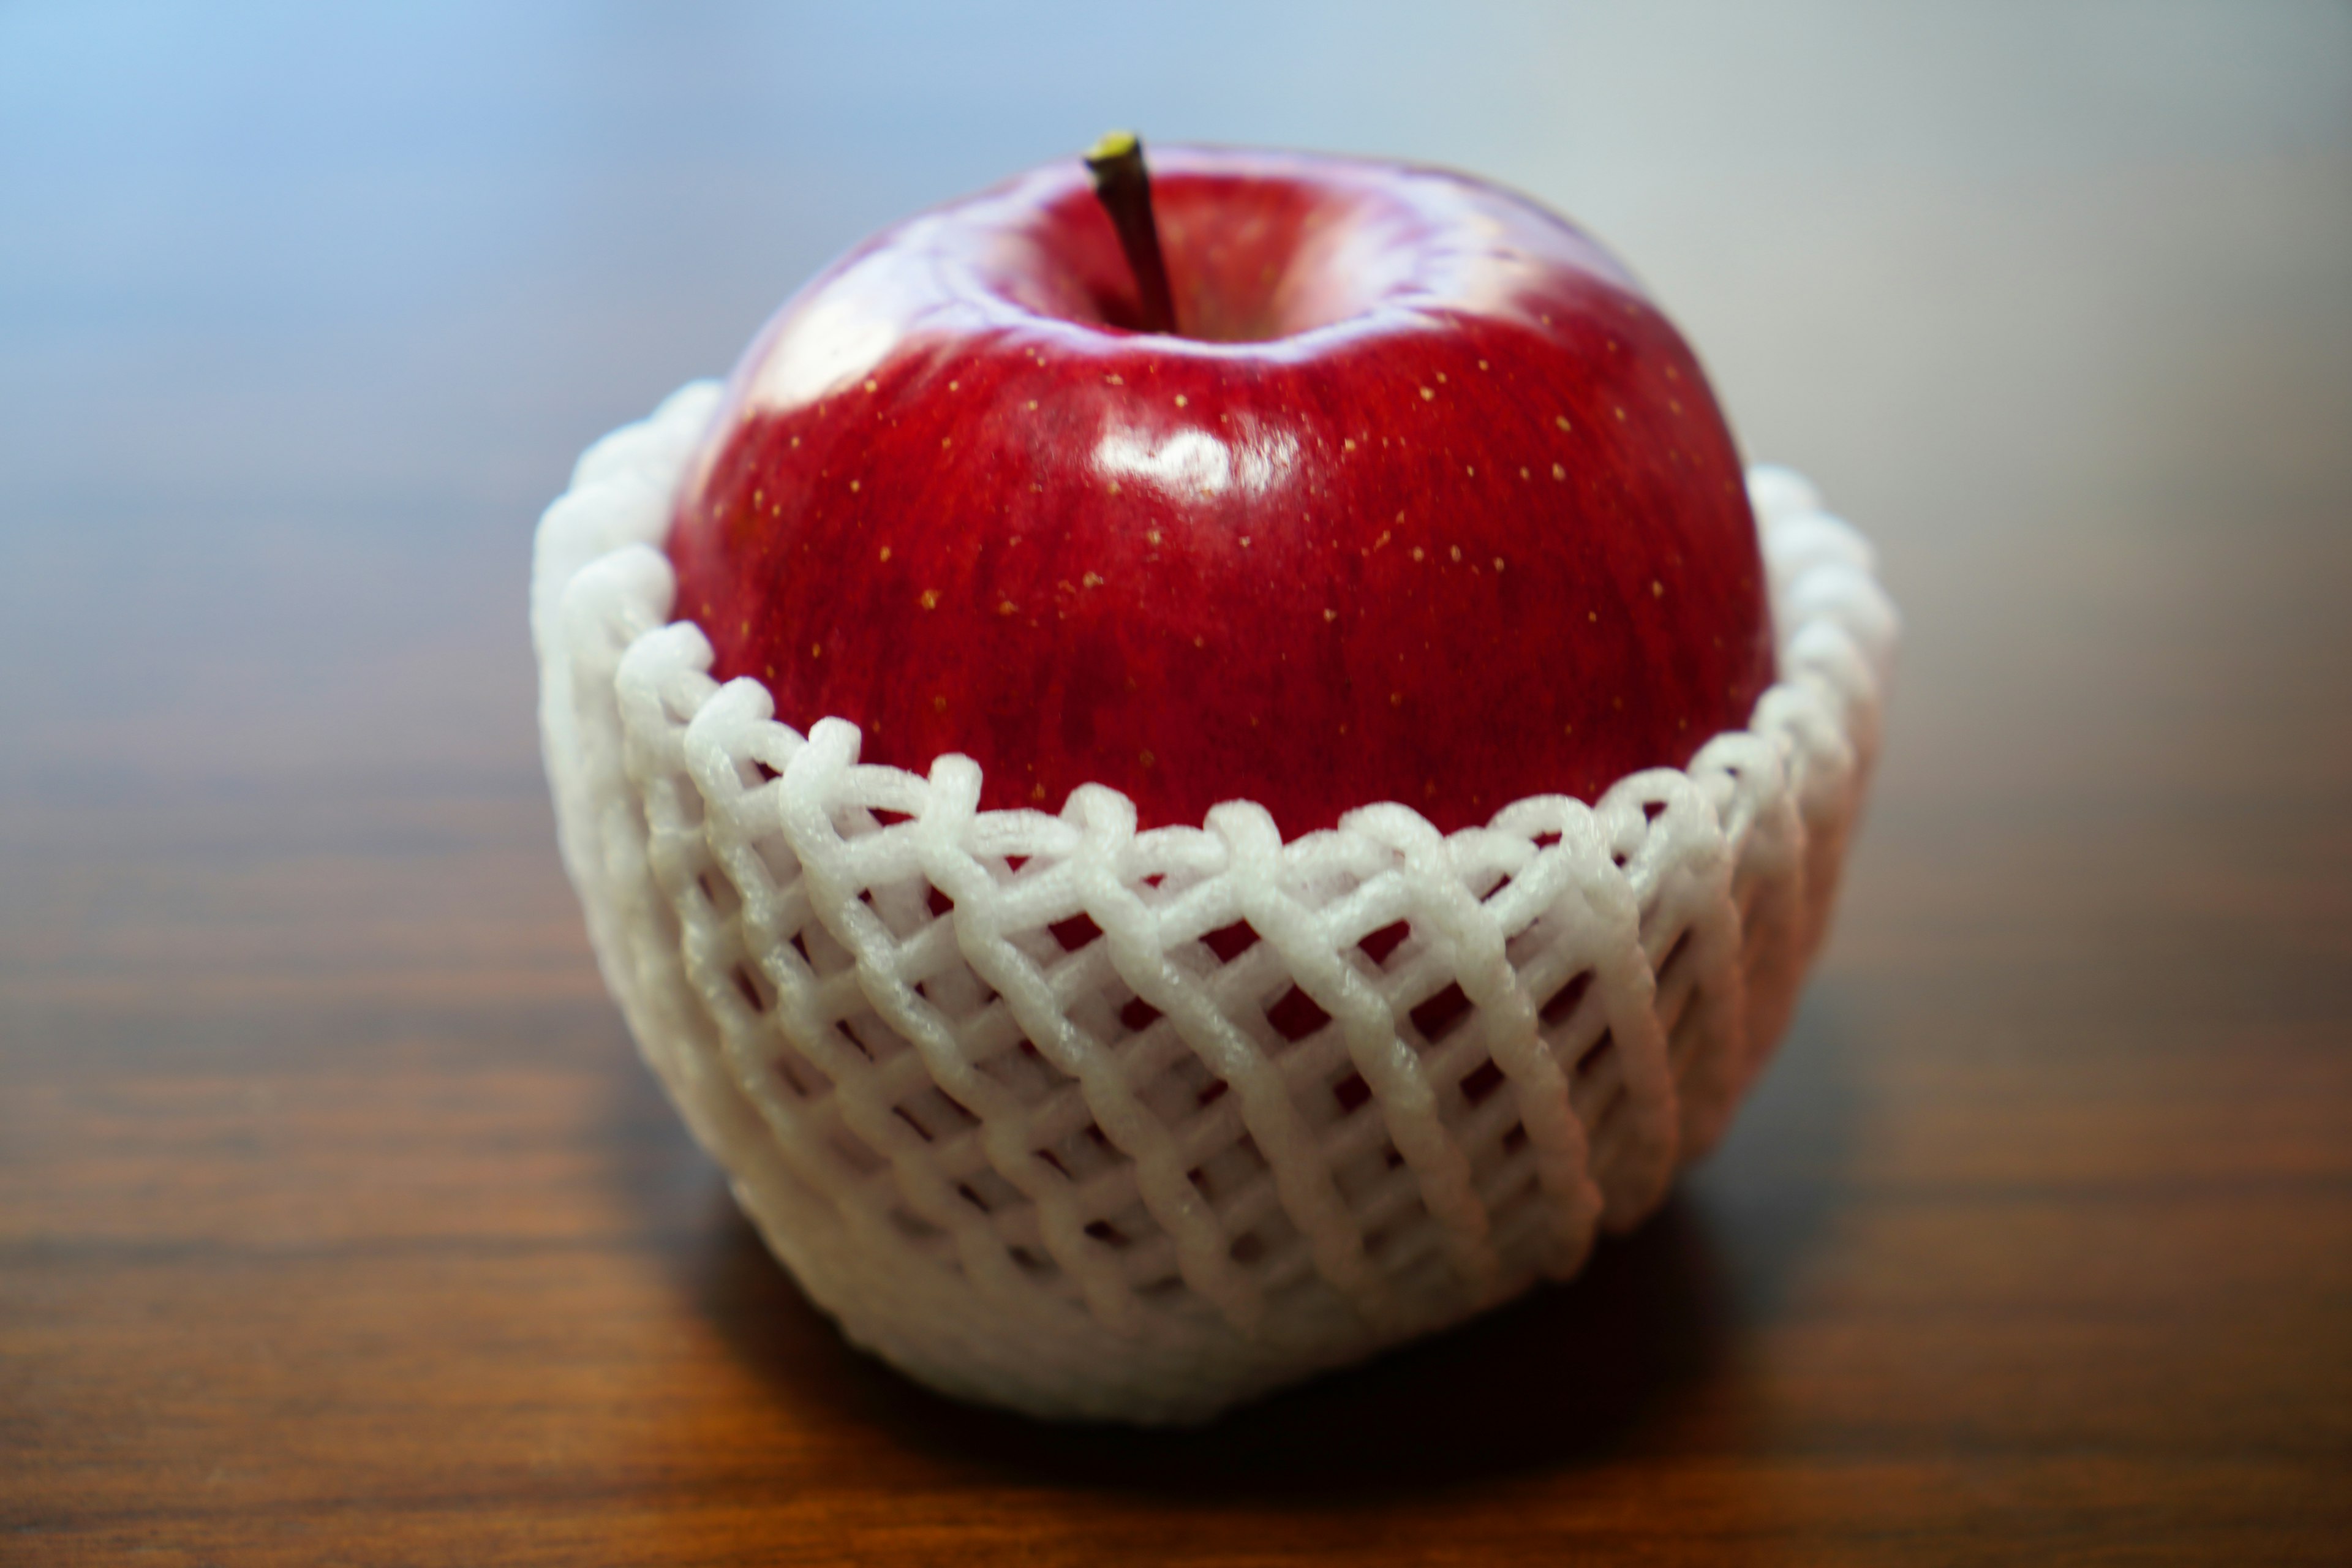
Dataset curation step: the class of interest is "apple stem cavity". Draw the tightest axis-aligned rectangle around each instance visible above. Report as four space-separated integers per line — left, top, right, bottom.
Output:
1084 130 1180 336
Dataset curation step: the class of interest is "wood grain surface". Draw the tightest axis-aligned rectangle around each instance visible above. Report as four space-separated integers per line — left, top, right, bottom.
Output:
4 6 2348 1563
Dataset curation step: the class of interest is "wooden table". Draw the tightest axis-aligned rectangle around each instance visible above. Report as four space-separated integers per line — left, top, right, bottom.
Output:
6 6 2347 1562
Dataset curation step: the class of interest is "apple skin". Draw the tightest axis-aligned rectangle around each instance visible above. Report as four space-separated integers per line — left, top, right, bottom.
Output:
667 146 1771 835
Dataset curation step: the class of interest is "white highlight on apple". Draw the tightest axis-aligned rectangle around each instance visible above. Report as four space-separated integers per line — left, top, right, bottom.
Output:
742 252 913 412
1092 423 1299 499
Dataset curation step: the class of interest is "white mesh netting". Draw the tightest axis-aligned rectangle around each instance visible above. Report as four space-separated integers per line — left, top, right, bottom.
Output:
532 380 1897 1425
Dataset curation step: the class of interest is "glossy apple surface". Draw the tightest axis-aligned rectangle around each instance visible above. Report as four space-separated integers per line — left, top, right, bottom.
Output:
666 146 1771 835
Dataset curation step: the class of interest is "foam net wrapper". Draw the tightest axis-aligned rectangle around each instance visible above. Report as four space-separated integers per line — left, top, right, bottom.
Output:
533 381 1898 1425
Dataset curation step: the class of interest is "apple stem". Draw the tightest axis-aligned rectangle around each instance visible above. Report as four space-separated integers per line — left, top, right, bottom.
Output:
1084 130 1179 336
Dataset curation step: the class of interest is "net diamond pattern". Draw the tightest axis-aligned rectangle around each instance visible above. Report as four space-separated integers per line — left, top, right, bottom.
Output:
533 380 1898 1425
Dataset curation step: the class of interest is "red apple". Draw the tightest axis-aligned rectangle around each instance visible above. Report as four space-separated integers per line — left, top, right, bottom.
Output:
666 143 1771 835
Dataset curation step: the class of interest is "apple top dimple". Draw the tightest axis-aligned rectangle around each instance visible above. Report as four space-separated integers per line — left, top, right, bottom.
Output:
731 146 1646 428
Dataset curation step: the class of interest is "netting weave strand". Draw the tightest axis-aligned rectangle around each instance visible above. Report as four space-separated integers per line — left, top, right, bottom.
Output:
532 380 1897 1424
